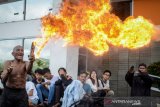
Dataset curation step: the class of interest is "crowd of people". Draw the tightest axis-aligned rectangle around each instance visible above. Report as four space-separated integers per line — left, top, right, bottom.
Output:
0 45 153 107
23 67 114 107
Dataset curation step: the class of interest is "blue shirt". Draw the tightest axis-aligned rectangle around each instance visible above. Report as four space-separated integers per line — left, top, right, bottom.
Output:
83 83 92 94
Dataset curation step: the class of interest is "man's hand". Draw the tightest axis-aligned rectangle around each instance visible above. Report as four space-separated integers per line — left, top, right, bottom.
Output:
46 81 51 85
42 81 50 89
28 54 35 62
128 66 134 73
7 62 14 74
28 42 35 62
67 75 72 80
7 65 13 74
42 81 51 86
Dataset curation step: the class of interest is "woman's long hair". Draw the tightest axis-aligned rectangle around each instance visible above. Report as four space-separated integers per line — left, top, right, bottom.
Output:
89 70 99 87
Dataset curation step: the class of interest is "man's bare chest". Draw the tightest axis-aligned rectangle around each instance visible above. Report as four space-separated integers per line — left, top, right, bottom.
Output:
10 63 27 75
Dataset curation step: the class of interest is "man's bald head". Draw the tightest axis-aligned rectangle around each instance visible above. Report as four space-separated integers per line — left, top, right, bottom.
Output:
13 45 23 52
12 45 24 61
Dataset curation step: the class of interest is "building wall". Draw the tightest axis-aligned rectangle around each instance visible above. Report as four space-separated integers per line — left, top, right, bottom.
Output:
134 0 160 25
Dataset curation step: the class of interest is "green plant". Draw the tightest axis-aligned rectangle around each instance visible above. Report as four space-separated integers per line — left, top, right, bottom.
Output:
148 61 160 76
0 62 4 74
32 58 49 72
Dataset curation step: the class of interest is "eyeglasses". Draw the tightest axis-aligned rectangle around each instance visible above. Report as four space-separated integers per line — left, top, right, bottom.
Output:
139 67 146 69
104 74 110 76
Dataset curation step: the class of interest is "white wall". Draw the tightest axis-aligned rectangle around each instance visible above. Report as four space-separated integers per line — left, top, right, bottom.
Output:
66 45 79 79
49 39 67 76
0 19 41 39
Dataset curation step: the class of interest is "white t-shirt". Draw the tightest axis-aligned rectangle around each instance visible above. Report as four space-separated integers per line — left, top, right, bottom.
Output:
26 81 39 100
86 78 101 92
99 80 110 89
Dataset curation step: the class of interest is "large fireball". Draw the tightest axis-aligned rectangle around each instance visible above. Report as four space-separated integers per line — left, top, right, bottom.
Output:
34 0 154 57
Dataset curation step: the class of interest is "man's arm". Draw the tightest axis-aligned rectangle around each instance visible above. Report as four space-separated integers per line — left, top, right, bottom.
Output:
61 75 72 87
125 66 135 87
26 60 34 74
26 42 35 74
28 89 34 96
125 72 134 87
26 51 35 73
1 61 12 83
27 82 35 96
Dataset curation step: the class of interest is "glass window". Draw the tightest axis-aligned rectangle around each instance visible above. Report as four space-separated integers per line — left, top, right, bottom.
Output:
78 47 88 73
78 55 86 73
79 47 87 55
0 0 22 4
24 38 50 71
0 39 22 71
111 1 131 21
26 0 62 20
0 0 24 23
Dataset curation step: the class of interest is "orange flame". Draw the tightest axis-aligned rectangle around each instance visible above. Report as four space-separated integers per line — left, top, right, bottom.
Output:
34 0 154 57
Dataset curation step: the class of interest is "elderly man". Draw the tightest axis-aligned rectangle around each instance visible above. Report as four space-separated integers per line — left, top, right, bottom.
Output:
0 45 35 107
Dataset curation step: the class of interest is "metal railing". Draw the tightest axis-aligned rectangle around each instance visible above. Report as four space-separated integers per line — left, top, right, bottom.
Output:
149 74 160 92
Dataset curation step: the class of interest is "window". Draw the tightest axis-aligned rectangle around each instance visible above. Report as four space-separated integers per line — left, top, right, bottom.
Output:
78 47 88 73
26 0 62 20
0 0 24 23
0 0 62 23
111 1 131 20
0 0 22 4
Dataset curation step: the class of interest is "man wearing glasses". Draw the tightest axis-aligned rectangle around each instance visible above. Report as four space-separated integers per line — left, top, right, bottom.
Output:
99 70 114 96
